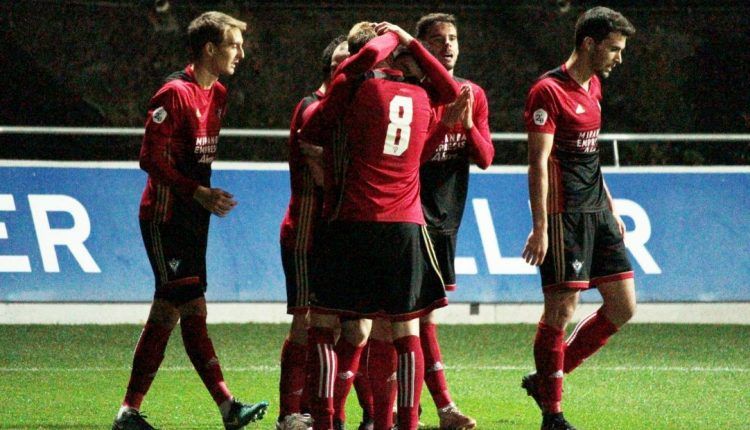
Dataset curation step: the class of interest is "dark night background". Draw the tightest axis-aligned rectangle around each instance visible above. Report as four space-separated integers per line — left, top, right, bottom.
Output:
1 0 748 164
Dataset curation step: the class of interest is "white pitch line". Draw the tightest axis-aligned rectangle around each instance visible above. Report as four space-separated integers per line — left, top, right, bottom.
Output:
0 365 747 373
448 365 750 373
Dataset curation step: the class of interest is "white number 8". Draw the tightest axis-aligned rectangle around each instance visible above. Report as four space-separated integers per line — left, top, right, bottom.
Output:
383 95 413 156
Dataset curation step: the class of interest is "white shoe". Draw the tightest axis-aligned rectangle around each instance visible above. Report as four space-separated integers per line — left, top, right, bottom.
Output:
276 413 314 430
438 403 476 430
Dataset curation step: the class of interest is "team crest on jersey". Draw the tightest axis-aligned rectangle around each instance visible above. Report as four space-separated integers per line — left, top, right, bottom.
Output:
533 108 548 126
572 259 583 276
152 106 167 124
168 258 181 274
575 104 586 114
195 109 202 119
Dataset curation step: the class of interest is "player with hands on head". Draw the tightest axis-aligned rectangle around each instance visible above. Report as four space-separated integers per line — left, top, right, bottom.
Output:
299 20 460 430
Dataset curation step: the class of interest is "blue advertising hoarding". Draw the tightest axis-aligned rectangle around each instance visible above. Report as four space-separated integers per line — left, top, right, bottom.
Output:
1 161 748 302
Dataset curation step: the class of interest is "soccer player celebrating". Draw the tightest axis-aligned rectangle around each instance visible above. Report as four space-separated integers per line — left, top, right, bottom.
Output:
521 7 637 430
299 21 460 430
414 13 495 429
277 35 349 430
111 11 268 430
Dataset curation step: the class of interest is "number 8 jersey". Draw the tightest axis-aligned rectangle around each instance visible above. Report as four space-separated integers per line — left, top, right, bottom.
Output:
337 68 449 224
299 35 459 226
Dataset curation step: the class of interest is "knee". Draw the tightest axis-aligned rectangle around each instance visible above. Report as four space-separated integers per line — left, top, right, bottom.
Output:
147 300 180 328
420 311 436 325
342 326 369 347
288 314 309 343
542 301 577 329
608 299 636 327
341 319 371 346
370 319 391 341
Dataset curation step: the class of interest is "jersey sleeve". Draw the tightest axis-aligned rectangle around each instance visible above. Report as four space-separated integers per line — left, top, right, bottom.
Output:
408 40 460 105
139 86 200 198
524 81 559 135
336 32 400 76
466 84 494 169
300 33 402 144
288 98 308 148
297 75 349 145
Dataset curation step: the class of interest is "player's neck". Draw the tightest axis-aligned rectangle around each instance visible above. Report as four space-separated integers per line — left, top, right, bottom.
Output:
565 52 593 91
191 63 220 89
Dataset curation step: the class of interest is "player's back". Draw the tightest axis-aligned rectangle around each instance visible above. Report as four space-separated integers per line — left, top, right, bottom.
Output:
337 69 434 224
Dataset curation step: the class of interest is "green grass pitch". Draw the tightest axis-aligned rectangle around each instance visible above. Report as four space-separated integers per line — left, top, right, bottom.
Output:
0 323 747 429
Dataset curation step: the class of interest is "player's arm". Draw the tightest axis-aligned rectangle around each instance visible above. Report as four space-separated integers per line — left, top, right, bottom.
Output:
300 32 402 142
374 21 459 104
407 39 460 105
139 89 201 198
336 30 400 76
421 86 472 163
464 85 494 169
522 132 554 266
603 179 626 237
301 28 398 146
297 73 351 145
294 98 325 187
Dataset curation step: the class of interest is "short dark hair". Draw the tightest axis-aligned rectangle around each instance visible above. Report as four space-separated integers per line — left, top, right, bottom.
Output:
187 11 247 61
415 13 457 40
321 35 347 81
574 6 635 48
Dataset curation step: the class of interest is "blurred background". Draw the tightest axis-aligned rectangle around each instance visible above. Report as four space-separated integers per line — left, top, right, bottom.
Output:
1 0 748 164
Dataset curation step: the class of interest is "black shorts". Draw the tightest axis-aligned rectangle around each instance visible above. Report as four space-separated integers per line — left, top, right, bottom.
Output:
426 228 457 291
140 214 209 305
540 210 633 292
311 221 448 321
280 244 315 315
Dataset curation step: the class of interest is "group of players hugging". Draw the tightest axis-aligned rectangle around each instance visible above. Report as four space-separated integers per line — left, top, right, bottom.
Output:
112 6 637 430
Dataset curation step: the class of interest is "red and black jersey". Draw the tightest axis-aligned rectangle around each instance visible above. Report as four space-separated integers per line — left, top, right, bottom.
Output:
300 33 401 221
420 78 494 233
300 34 460 224
280 91 324 250
337 69 439 223
139 65 227 222
524 64 607 213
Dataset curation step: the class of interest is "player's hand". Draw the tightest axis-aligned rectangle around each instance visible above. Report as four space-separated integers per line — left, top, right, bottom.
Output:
306 157 325 187
441 85 472 127
193 186 238 217
299 140 323 158
375 22 414 46
461 84 474 130
522 229 548 266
